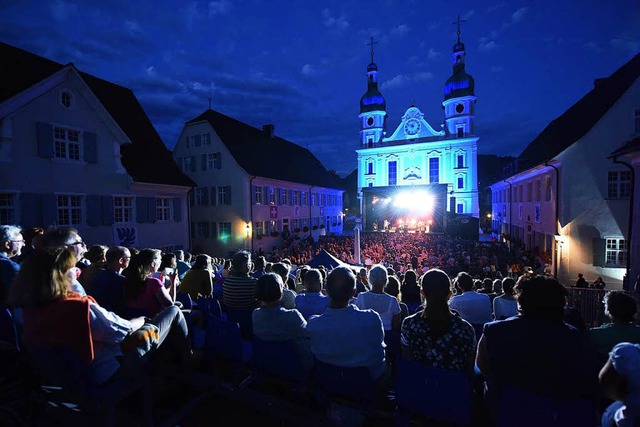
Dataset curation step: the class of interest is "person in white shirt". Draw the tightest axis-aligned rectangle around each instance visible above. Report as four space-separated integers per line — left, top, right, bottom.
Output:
355 264 401 331
448 272 492 326
493 277 518 320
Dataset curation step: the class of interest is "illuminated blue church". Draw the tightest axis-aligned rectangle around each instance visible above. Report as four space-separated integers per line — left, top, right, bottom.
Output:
356 25 480 221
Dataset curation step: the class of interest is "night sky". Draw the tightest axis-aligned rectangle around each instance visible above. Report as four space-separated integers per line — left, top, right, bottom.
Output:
1 1 639 176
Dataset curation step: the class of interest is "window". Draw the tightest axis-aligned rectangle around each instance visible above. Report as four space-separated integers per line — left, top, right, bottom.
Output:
606 238 627 266
388 161 397 186
280 189 288 205
217 186 230 205
545 177 552 201
429 157 439 183
113 196 134 223
60 90 73 108
457 203 463 214
320 193 326 206
368 182 373 187
195 222 207 239
367 162 374 175
457 154 464 168
267 187 276 205
310 193 316 206
190 135 201 147
58 194 83 226
534 180 541 202
254 221 265 237
456 125 464 138
292 219 300 230
608 171 632 198
300 191 307 206
195 188 207 206
54 127 81 161
183 156 192 173
156 197 172 221
205 153 221 170
218 222 232 239
292 190 299 206
635 108 640 134
457 176 464 189
301 218 309 229
203 133 211 145
254 186 263 205
526 182 532 202
0 193 15 224
268 220 278 233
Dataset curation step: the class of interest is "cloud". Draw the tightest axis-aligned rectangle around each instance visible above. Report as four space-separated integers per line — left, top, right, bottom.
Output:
427 21 439 32
390 24 410 38
322 9 349 33
381 72 432 90
487 2 506 12
510 7 528 23
610 38 640 53
462 10 475 20
583 41 601 53
427 48 440 60
478 37 498 52
209 0 232 16
490 65 503 73
49 0 78 21
414 72 433 81
301 64 316 76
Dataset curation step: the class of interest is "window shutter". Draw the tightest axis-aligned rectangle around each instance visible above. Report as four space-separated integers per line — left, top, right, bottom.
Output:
201 188 209 206
83 131 98 163
190 156 196 172
289 190 294 206
211 222 218 239
173 197 182 222
86 195 101 226
593 238 606 267
136 196 149 223
37 122 54 158
225 186 231 205
214 153 221 169
102 196 114 225
203 222 210 238
42 194 57 227
19 193 43 228
201 154 207 171
147 197 157 222
210 187 217 206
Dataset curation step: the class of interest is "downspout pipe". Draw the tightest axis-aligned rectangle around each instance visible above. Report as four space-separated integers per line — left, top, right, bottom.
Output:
611 157 635 289
545 161 561 279
249 176 257 254
503 178 513 257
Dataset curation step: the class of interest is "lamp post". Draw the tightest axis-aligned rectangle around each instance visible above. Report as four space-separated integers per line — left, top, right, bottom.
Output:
245 222 251 253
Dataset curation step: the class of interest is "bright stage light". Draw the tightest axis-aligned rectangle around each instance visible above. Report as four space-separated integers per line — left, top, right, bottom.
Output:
393 190 435 212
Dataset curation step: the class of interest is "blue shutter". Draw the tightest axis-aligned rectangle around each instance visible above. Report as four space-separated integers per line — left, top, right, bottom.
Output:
147 197 157 223
102 196 114 225
173 197 182 221
83 131 98 163
225 186 231 205
190 156 196 172
211 222 218 239
20 193 43 228
201 154 207 171
203 222 210 238
210 187 217 206
593 238 606 267
136 197 149 223
86 195 102 226
289 190 294 206
42 194 57 227
201 188 209 206
214 153 221 169
251 185 256 204
37 122 54 158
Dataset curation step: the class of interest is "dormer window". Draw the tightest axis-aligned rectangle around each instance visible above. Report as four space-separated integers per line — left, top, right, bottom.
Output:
60 90 73 108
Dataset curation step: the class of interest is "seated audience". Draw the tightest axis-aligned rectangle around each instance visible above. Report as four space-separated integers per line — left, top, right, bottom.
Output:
175 250 191 280
78 244 108 291
251 256 267 279
400 269 421 313
179 254 214 300
294 268 329 320
401 269 476 376
306 266 386 381
0 225 24 305
272 262 296 310
123 249 176 317
153 253 179 289
89 246 130 316
40 227 88 296
449 272 492 326
599 342 640 427
222 251 257 310
492 277 518 320
384 275 409 324
355 264 401 332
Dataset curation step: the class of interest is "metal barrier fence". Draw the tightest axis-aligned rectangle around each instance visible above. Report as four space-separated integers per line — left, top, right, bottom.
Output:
565 288 638 329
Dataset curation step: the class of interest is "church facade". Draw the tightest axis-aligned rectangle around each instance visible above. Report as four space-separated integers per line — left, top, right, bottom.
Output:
356 30 479 222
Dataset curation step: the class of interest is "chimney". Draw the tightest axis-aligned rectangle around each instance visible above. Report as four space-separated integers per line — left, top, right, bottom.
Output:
594 78 607 88
262 124 275 138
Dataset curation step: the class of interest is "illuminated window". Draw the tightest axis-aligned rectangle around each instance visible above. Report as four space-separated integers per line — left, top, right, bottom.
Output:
0 193 16 225
300 191 307 206
457 176 464 189
606 238 627 266
54 126 81 161
457 203 463 214
254 186 263 204
429 158 439 183
388 161 397 186
267 187 276 205
113 196 134 223
254 221 265 237
292 190 299 205
58 194 83 226
457 154 464 168
367 162 374 174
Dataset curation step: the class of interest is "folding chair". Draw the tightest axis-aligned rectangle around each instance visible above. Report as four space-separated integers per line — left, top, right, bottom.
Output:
251 337 309 384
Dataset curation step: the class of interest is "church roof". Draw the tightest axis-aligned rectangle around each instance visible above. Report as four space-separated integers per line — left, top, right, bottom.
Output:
517 52 640 170
444 64 475 101
186 109 341 189
0 41 195 188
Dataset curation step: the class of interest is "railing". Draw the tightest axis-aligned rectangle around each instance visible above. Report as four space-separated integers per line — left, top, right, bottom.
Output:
565 288 638 329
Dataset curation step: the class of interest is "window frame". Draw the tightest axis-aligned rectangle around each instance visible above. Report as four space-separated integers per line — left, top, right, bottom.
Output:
53 126 82 161
113 195 135 224
156 197 173 222
57 193 84 226
605 238 627 267
0 192 16 225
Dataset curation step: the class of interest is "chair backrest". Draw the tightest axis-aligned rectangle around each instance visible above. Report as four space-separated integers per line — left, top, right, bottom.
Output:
226 308 254 339
198 297 222 319
251 337 306 380
205 315 250 363
313 358 375 402
28 345 95 395
384 330 401 366
176 292 193 310
395 358 473 425
0 307 19 350
495 386 596 427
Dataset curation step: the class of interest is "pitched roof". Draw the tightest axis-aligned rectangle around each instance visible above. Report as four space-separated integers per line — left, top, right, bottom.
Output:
609 135 640 158
517 52 640 170
187 109 340 189
0 42 194 188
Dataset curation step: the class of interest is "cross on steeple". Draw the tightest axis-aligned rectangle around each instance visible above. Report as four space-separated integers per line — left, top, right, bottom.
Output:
453 15 466 43
367 36 377 63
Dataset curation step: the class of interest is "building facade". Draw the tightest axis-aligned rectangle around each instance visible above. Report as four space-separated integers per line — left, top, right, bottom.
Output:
173 109 343 257
0 42 194 251
356 29 479 221
491 52 640 289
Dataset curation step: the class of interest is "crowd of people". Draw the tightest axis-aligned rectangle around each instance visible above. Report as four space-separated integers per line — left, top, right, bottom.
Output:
1 223 639 426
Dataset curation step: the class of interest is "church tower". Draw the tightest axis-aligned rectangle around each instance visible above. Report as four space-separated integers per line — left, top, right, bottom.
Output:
359 37 386 146
442 17 477 139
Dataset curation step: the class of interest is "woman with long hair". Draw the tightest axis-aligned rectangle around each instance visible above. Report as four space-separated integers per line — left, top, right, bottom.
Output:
400 269 422 314
400 269 476 376
123 249 176 317
179 254 214 300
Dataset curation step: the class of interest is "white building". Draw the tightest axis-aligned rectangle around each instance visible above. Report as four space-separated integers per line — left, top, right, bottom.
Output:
490 52 640 289
0 42 194 251
172 109 344 257
356 29 479 225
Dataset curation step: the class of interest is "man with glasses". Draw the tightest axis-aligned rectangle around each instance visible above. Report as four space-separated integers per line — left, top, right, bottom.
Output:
41 227 88 296
0 225 25 304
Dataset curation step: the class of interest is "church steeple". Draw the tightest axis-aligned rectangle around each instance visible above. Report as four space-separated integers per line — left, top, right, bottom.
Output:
359 36 387 145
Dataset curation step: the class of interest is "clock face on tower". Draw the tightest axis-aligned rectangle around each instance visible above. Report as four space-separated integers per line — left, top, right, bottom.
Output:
404 119 421 136
455 103 464 114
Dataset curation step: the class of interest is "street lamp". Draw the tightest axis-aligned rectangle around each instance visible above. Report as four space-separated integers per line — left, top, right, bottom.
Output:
245 222 251 239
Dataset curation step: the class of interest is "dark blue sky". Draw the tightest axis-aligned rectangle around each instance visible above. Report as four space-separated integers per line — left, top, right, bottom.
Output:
1 0 639 176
